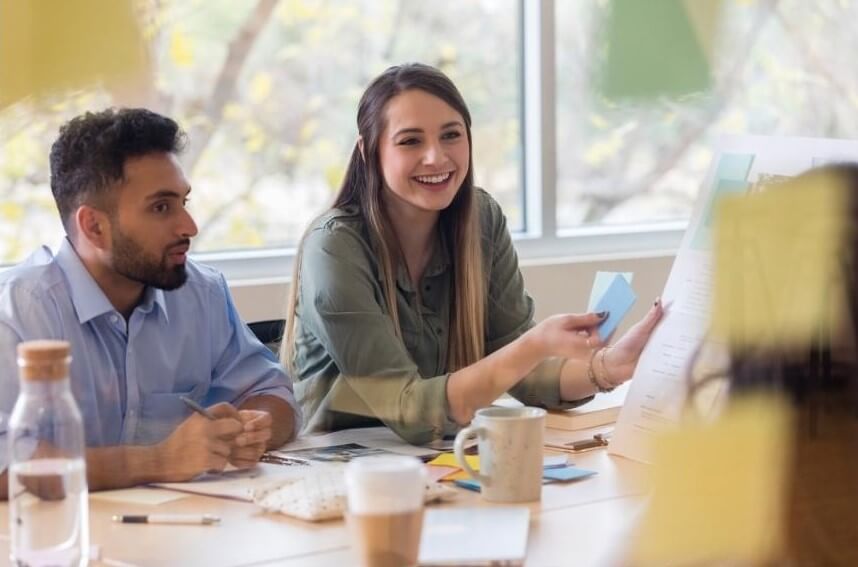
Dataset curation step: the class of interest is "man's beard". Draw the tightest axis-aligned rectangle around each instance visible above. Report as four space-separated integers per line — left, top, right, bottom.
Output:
111 226 188 291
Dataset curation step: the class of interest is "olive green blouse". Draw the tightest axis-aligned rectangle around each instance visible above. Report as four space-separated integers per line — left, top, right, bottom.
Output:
292 189 591 444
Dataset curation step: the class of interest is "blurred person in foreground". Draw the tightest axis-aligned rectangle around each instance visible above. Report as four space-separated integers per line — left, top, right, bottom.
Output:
701 164 858 565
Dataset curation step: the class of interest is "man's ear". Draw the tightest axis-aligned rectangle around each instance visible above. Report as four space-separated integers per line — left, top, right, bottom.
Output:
75 205 111 251
357 136 365 162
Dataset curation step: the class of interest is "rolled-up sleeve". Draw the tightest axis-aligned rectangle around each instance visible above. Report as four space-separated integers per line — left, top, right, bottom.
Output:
298 225 458 445
208 274 302 441
480 190 593 410
0 285 57 473
0 322 20 474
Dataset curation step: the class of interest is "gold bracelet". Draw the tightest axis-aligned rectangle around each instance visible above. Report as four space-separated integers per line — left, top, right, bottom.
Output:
588 348 614 393
598 347 619 389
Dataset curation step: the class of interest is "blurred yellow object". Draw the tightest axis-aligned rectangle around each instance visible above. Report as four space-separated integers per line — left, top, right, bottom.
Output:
710 172 847 349
0 0 149 109
631 396 792 565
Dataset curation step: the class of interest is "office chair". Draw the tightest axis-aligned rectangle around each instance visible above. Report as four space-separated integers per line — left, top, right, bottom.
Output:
248 319 286 358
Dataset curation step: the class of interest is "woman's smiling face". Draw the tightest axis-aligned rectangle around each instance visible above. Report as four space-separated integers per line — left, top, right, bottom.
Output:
377 88 470 217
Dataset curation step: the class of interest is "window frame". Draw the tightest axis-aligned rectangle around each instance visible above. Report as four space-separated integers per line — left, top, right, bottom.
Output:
194 0 683 282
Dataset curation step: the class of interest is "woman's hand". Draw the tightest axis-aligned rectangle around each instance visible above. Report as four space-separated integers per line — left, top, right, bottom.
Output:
601 299 664 384
526 312 608 360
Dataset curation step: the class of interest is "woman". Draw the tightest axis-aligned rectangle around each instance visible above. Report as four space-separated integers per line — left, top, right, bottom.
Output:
283 63 663 444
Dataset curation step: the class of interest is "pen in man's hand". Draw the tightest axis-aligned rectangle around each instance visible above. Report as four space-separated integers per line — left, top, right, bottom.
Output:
180 395 216 420
113 514 220 525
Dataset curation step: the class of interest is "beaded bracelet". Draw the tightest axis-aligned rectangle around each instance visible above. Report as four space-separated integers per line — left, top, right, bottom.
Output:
587 348 614 393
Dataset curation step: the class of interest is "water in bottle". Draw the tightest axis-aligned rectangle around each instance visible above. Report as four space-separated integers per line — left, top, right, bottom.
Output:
8 340 89 567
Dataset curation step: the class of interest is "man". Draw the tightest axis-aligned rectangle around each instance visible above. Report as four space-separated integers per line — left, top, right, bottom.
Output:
0 108 300 496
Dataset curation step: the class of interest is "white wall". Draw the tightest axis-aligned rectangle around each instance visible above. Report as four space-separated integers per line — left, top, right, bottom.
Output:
230 252 675 337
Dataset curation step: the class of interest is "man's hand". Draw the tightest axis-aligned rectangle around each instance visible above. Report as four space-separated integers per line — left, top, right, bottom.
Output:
154 402 243 482
229 410 272 469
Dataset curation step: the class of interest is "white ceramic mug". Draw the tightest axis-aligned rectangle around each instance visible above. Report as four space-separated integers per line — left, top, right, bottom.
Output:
453 406 546 502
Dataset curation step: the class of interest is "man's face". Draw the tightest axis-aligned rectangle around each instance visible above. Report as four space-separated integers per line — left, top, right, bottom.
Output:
108 153 198 290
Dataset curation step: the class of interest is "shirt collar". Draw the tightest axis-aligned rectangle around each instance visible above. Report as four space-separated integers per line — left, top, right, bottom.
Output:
137 286 169 323
54 239 169 324
424 229 450 278
394 230 451 293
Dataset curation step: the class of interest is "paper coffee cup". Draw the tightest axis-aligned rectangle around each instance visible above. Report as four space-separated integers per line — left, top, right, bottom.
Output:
345 456 426 567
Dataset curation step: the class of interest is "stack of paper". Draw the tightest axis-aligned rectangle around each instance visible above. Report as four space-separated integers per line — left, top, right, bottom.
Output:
546 382 629 431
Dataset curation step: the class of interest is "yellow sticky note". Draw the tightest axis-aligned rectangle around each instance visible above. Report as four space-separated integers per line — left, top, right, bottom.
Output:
428 453 479 472
442 469 473 482
711 171 847 349
631 397 792 565
0 0 149 109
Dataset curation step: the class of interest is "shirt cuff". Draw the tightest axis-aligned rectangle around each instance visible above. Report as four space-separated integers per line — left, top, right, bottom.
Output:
241 387 303 443
395 373 459 445
508 357 595 410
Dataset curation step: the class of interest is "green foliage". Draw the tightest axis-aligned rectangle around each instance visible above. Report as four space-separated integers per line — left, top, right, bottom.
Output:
555 0 858 226
0 0 521 263
3 0 857 264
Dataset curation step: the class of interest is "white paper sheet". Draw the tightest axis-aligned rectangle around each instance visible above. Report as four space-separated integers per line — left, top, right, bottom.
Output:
269 426 440 458
152 427 439 500
610 134 858 463
90 487 189 505
153 462 312 501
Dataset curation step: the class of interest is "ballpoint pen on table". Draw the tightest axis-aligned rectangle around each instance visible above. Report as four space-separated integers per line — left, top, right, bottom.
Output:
259 453 311 466
112 514 221 525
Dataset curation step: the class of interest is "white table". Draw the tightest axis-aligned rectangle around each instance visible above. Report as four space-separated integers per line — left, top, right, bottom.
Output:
0 430 650 566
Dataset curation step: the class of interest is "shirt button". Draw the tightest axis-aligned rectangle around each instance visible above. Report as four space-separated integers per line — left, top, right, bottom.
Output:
437 328 443 334
110 315 119 324
424 285 431 292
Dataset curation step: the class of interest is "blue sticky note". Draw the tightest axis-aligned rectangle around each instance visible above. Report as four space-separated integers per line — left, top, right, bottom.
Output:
715 153 755 181
453 479 481 492
593 274 637 340
542 466 597 482
588 271 633 312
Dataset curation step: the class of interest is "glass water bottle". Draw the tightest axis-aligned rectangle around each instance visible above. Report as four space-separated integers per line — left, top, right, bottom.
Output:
8 340 89 567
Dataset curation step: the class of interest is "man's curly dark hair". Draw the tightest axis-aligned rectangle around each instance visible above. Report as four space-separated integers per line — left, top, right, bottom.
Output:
49 108 187 235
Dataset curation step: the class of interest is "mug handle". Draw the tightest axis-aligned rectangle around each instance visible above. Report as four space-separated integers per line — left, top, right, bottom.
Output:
454 425 489 485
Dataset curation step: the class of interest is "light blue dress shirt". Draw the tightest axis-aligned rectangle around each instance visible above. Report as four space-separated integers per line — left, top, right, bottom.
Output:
0 239 300 468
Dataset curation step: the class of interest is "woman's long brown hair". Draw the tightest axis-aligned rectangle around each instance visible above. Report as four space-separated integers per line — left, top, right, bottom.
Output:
282 63 485 373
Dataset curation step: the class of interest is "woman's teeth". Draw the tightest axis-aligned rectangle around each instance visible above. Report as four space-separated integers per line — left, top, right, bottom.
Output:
415 172 452 184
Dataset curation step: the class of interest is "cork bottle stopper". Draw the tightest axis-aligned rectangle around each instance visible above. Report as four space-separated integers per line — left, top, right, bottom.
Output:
17 340 71 381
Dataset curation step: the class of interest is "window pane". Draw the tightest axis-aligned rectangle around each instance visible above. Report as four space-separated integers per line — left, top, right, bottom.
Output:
555 0 858 228
0 0 521 264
